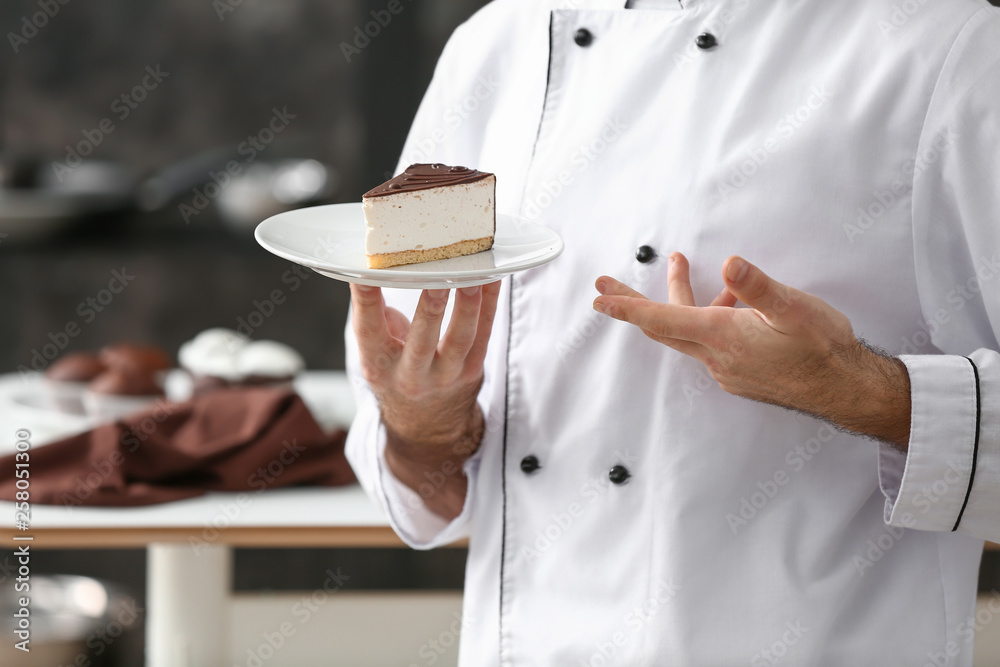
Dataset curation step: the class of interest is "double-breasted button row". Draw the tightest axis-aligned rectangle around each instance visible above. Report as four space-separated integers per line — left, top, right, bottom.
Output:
520 455 631 485
573 28 719 51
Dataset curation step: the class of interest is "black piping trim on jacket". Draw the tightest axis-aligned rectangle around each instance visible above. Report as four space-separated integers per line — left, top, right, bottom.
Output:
952 357 981 531
498 12 557 664
498 277 513 663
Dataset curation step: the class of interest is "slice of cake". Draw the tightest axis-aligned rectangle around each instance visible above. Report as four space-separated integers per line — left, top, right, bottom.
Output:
362 163 496 269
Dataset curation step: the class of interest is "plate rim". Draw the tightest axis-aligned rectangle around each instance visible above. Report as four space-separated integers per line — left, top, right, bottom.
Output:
254 202 564 284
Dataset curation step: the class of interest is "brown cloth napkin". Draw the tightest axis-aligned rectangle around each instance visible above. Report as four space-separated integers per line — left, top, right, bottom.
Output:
0 387 355 507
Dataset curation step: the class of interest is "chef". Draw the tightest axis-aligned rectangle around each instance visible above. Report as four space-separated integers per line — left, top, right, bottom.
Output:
345 0 1000 664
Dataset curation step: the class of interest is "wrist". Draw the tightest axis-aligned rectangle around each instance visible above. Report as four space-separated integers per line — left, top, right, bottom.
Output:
818 340 911 448
384 402 484 465
383 405 484 521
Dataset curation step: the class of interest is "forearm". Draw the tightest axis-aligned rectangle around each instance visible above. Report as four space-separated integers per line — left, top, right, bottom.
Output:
802 340 911 451
382 403 484 521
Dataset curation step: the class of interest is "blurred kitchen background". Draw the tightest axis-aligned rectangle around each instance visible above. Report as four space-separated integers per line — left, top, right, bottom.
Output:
3 0 1000 665
0 0 490 371
0 0 487 665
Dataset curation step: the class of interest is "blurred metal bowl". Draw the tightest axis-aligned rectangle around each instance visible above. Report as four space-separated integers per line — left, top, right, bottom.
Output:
0 575 140 666
0 158 138 243
215 158 338 231
139 151 339 233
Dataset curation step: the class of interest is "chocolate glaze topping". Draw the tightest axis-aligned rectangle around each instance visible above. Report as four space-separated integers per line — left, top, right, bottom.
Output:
364 163 493 198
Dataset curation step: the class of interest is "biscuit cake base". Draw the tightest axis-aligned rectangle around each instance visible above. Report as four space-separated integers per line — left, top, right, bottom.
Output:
366 235 493 269
362 164 496 269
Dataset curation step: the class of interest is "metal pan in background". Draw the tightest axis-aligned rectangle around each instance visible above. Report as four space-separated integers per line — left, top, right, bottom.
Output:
0 155 138 243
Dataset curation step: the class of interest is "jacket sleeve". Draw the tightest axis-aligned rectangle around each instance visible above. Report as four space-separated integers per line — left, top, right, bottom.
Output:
878 7 1000 541
344 21 499 550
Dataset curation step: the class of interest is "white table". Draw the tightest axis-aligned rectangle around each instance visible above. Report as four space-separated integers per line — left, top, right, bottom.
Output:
0 371 412 667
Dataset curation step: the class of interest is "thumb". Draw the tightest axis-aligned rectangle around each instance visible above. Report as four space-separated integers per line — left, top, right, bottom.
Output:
722 256 794 322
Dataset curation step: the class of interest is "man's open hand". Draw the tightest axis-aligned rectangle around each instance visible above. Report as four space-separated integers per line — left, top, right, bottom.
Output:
351 281 502 518
593 253 911 448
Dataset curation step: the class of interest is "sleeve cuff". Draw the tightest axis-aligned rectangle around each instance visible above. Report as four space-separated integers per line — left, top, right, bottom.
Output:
878 354 980 532
374 413 484 550
344 389 484 550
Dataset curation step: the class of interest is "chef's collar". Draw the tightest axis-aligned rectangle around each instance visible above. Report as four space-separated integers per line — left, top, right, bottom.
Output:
558 0 692 9
624 0 683 7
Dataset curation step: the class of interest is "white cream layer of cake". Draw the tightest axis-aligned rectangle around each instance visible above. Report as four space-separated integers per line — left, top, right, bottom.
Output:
363 176 495 256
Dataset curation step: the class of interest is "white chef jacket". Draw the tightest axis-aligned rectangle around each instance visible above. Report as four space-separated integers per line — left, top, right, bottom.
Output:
345 0 1000 664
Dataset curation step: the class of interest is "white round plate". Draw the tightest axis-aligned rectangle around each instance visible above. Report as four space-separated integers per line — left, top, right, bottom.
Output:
255 202 563 289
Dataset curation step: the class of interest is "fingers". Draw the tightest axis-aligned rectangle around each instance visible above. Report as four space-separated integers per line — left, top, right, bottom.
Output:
595 276 648 300
594 296 712 343
350 284 390 345
592 281 712 360
439 285 484 364
350 284 398 384
722 256 794 323
710 288 738 308
384 307 411 341
644 334 708 361
365 281 501 381
596 256 711 309
400 289 449 373
667 252 696 306
466 280 502 371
